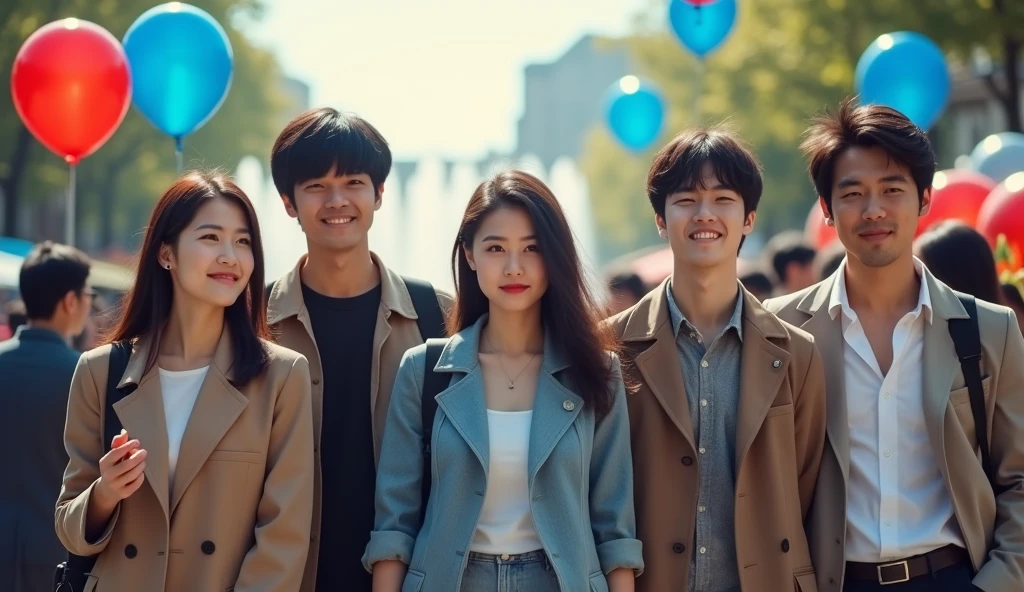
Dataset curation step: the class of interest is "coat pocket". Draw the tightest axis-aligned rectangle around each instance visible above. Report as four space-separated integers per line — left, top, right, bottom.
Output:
402 568 426 592
794 568 817 592
589 571 609 592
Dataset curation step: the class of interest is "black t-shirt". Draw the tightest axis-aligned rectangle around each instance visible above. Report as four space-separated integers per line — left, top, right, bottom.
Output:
303 282 382 592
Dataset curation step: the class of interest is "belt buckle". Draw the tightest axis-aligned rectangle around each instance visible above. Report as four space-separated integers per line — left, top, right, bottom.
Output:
877 560 910 585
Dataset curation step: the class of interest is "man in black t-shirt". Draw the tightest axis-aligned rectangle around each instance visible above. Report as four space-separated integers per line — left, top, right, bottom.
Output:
265 109 450 592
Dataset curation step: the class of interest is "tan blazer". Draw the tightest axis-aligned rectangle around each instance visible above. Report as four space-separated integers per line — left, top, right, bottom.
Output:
266 252 452 592
607 282 827 592
55 330 314 592
764 267 1024 592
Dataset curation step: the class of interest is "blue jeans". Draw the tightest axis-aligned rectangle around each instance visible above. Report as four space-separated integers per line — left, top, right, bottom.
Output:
460 550 560 591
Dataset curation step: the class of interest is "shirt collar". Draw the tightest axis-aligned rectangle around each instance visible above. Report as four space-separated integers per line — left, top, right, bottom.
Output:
828 256 933 324
13 325 69 345
665 279 744 342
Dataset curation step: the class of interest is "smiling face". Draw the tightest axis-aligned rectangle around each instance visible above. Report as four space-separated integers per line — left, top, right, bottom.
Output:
160 197 255 309
281 165 382 255
658 165 755 271
824 145 930 269
464 206 548 315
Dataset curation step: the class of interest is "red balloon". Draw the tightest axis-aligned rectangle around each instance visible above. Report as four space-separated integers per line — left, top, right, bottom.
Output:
11 19 131 164
977 173 1024 266
916 169 996 236
804 202 839 249
683 0 720 5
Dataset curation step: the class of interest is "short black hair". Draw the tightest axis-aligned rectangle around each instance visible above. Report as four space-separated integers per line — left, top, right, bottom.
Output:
766 230 816 284
801 97 936 216
915 221 1002 305
4 299 26 333
1001 282 1024 310
739 269 774 299
270 107 392 205
816 242 846 281
18 241 91 320
607 271 646 301
647 125 763 220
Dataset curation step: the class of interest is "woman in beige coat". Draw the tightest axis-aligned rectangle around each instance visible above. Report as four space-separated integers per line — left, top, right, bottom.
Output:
55 172 314 592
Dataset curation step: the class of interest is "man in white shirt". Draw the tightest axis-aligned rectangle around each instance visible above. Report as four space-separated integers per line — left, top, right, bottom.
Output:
765 99 1024 592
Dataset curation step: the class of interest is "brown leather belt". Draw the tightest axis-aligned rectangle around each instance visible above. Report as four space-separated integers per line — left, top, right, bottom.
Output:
845 545 970 585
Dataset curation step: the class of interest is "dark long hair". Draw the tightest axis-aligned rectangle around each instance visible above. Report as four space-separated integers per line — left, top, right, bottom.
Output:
105 171 271 386
915 220 1003 305
449 170 618 417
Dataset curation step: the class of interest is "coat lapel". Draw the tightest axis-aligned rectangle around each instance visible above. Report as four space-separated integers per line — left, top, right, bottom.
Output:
921 271 970 472
113 367 172 520
527 338 580 484
735 291 791 469
798 275 851 483
434 319 491 473
169 330 248 515
622 280 696 452
435 368 491 473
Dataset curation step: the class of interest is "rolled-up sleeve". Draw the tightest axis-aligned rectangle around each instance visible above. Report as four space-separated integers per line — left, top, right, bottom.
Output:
55 351 122 556
590 354 644 576
363 347 428 571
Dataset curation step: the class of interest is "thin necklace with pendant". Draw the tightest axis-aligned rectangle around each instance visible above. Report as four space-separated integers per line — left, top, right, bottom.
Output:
486 334 538 390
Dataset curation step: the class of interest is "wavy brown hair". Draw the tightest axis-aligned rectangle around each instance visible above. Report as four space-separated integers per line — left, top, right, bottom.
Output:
449 170 618 417
105 171 271 386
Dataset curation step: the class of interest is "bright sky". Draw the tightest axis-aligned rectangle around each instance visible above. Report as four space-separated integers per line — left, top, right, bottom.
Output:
245 0 646 160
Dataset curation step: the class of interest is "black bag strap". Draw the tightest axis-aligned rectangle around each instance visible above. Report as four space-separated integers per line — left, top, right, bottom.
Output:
948 293 1004 495
102 341 135 448
59 341 136 591
402 276 446 342
419 338 448 522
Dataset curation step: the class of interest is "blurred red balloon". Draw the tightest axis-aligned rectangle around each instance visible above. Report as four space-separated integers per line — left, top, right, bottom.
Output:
11 19 131 164
977 172 1024 271
804 202 839 249
916 169 996 236
683 0 720 5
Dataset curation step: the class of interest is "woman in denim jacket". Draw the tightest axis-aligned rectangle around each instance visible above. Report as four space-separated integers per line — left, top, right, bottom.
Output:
363 170 643 592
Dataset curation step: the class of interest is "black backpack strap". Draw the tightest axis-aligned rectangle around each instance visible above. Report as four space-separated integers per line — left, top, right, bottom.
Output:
58 341 137 591
102 341 135 448
419 338 448 523
948 293 1003 495
402 276 446 341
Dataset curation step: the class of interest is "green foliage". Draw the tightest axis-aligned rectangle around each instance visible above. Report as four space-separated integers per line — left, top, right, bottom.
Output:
583 0 1024 263
0 0 293 248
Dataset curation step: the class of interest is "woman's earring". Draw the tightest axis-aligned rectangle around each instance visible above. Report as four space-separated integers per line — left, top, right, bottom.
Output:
825 218 834 227
165 264 171 270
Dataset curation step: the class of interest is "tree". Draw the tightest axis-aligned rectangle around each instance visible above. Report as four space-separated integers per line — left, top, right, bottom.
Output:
582 0 1024 262
0 0 292 248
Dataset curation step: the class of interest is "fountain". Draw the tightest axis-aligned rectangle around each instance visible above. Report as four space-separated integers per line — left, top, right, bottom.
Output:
236 155 603 297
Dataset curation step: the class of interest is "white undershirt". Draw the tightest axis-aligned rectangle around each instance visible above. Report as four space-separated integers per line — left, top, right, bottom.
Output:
469 410 543 555
158 366 209 485
831 258 963 562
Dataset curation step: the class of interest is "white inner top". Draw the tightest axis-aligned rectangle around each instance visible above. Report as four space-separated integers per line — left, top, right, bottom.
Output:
158 366 209 485
469 409 542 555
830 258 962 561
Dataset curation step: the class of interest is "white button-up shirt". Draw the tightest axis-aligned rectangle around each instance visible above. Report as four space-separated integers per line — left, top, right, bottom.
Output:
830 258 964 562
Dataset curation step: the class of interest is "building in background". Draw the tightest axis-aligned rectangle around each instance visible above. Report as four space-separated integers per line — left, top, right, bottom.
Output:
514 35 631 168
938 62 1024 165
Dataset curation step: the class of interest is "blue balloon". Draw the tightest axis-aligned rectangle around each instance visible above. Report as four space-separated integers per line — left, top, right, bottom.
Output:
604 77 665 152
669 0 737 59
123 3 233 140
971 132 1024 183
855 32 950 131
0 237 33 257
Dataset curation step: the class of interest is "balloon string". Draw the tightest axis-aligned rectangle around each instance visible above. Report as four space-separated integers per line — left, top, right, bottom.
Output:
693 59 705 124
66 163 77 247
175 137 184 174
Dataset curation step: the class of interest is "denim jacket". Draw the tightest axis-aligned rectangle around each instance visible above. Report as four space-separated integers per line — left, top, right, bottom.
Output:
363 315 643 592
